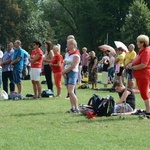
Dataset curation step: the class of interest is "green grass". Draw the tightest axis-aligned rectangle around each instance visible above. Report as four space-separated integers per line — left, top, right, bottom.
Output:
0 75 149 150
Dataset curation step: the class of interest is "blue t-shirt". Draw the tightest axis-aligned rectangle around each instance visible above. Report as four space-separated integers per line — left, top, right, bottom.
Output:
22 49 29 66
2 49 14 72
13 47 24 70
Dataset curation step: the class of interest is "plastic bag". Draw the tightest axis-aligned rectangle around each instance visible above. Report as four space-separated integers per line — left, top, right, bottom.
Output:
0 90 8 100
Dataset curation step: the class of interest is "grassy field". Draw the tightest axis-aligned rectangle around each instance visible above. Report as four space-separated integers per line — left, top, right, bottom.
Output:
0 75 149 150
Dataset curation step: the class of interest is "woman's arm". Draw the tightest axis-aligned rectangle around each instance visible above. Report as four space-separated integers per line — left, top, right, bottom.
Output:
30 54 41 63
50 60 61 67
115 57 119 63
132 63 147 70
127 63 147 70
43 50 54 63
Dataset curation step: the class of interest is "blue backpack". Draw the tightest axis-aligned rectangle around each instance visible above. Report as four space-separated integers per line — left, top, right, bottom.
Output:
8 93 22 100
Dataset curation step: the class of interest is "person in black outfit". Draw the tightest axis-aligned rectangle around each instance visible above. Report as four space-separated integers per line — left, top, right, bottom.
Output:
88 51 98 89
113 80 136 114
43 41 54 91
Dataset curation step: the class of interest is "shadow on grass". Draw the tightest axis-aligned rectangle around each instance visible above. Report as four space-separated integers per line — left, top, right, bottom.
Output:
70 115 139 123
9 112 50 117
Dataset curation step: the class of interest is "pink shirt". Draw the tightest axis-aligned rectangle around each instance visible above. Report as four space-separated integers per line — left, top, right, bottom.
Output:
81 52 89 66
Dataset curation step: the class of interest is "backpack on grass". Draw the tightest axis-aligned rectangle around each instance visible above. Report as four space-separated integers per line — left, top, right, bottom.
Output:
41 89 54 97
79 104 95 115
8 93 22 100
96 95 115 117
87 94 115 117
87 94 101 113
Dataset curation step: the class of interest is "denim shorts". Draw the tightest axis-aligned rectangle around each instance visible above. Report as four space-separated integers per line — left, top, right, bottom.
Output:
126 69 133 80
64 70 78 85
13 68 23 84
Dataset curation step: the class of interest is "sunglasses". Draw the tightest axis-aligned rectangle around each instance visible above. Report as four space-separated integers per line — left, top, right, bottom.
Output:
139 41 144 43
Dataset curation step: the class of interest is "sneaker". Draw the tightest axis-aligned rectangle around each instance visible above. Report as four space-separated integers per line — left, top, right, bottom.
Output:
72 109 80 114
111 113 118 116
131 109 146 115
66 108 75 113
139 114 150 119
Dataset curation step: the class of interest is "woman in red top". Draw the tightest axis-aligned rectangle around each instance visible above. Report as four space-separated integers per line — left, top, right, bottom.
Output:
128 35 150 119
30 41 43 99
50 44 63 97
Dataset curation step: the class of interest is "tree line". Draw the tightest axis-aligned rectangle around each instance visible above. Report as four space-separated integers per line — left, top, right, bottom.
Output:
0 0 150 54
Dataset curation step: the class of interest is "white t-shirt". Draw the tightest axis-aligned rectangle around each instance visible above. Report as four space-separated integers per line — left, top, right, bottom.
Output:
108 56 115 68
0 50 3 58
64 51 80 72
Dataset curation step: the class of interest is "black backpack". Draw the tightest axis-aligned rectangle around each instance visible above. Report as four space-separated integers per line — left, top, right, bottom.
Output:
41 89 54 97
97 95 115 117
87 94 101 113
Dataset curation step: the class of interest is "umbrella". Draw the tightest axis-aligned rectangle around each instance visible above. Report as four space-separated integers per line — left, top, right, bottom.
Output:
98 44 116 55
114 41 128 52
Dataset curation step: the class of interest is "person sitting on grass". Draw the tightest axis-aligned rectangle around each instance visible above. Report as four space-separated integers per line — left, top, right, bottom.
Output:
113 80 136 114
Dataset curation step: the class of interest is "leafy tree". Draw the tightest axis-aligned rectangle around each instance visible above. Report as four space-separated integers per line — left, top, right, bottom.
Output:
121 0 150 49
42 0 133 54
17 0 55 51
0 0 55 51
0 0 21 46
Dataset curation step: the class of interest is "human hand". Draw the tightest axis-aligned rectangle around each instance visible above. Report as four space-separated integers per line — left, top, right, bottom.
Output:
62 70 66 75
126 63 132 69
63 74 67 78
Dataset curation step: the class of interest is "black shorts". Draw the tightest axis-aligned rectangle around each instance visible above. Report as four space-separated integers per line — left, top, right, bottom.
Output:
82 66 88 73
117 67 124 76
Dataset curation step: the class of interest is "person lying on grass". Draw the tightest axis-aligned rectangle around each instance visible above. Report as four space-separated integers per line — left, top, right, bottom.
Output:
113 80 136 114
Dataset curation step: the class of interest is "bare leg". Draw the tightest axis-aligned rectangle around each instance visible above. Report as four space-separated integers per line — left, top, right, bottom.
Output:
57 88 61 96
35 81 41 97
128 80 134 89
144 100 150 113
32 80 37 98
117 76 123 85
68 84 79 109
17 83 22 94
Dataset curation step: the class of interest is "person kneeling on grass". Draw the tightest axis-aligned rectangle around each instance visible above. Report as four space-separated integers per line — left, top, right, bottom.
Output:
113 80 136 114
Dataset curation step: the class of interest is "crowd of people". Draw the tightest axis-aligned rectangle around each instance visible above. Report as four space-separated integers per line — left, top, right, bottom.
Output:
0 34 150 119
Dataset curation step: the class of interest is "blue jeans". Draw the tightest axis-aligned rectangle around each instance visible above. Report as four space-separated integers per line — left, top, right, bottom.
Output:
126 69 133 80
13 68 23 84
64 70 78 85
108 67 114 80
